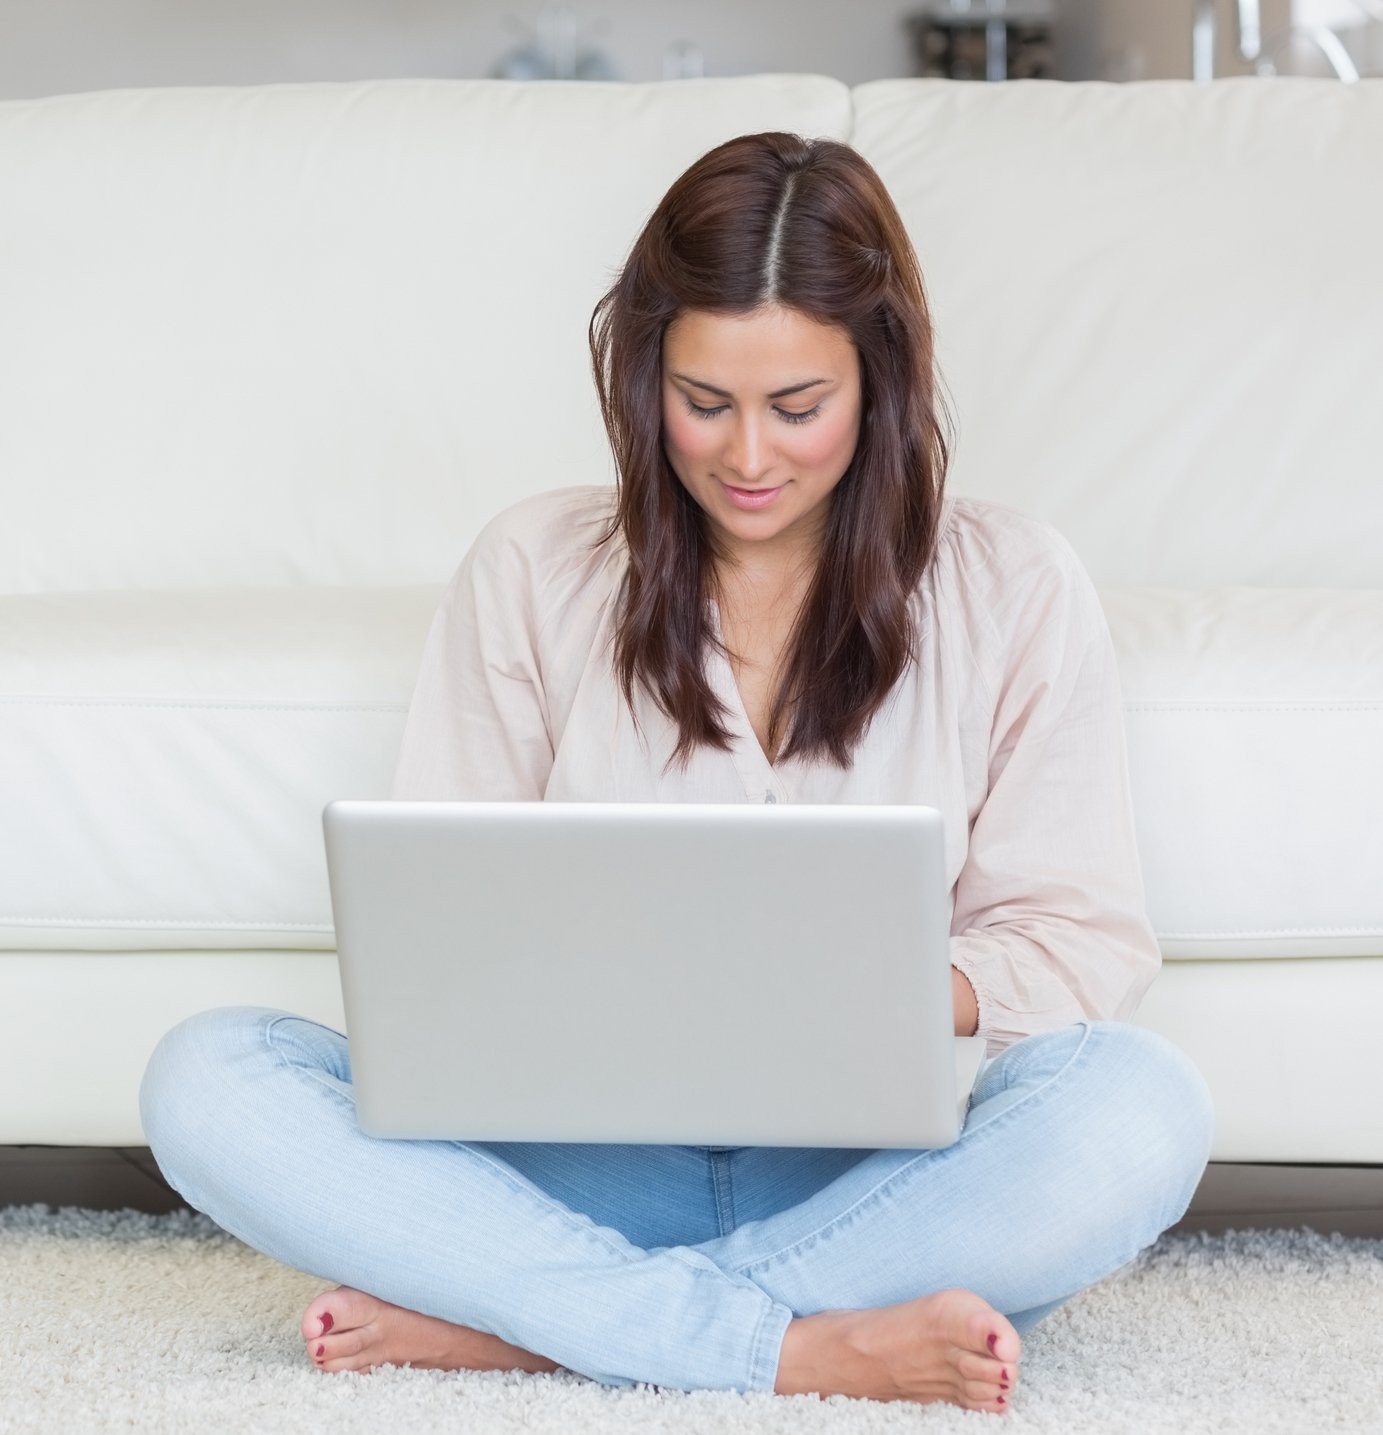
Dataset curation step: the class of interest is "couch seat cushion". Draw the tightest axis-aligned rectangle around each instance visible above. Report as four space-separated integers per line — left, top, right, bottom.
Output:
4 584 1378 962
1104 587 1383 959
0 587 438 950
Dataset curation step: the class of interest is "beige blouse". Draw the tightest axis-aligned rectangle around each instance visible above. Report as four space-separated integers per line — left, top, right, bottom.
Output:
388 485 1162 1060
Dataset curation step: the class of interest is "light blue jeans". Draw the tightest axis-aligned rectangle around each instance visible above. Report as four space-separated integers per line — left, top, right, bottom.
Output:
139 1010 1214 1394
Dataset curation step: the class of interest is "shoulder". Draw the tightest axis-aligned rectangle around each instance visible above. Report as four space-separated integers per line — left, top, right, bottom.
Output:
459 485 621 587
929 494 1105 659
471 485 619 565
935 494 1083 589
449 485 625 632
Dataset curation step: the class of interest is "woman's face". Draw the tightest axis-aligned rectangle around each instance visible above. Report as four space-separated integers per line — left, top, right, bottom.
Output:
661 304 862 576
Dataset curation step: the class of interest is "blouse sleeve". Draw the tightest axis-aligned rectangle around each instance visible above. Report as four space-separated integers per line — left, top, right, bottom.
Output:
947 527 1161 1059
388 510 555 802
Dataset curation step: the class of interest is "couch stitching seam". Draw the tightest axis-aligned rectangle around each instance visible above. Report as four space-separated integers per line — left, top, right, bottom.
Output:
0 697 406 712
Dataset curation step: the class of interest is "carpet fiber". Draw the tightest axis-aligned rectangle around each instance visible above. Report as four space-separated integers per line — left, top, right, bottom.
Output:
3 1204 1380 1434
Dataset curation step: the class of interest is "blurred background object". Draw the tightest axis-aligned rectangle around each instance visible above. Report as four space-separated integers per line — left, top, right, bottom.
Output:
1261 0 1383 76
0 0 1377 101
661 38 704 81
492 3 618 81
1193 0 1383 79
907 0 1055 82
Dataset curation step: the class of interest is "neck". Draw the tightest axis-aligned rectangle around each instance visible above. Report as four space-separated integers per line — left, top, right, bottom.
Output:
712 540 820 612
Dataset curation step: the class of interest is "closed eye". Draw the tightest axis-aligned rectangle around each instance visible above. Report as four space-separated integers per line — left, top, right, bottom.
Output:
682 398 821 425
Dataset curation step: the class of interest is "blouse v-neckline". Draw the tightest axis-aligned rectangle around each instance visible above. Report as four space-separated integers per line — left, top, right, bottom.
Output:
707 597 790 799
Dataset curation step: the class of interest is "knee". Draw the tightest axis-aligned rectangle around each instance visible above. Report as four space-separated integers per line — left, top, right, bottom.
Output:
1083 1021 1216 1221
139 1005 287 1166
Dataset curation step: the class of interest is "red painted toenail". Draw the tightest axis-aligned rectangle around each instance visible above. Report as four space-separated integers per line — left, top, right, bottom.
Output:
1002 1369 1009 1381
997 1395 1006 1405
316 1344 325 1357
320 1312 334 1334
988 1332 998 1352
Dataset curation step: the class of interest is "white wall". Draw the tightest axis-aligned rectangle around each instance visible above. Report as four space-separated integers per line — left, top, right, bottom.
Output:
2 0 1369 102
1 0 925 99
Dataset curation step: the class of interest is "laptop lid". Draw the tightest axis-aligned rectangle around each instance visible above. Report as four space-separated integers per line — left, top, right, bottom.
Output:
323 799 986 1149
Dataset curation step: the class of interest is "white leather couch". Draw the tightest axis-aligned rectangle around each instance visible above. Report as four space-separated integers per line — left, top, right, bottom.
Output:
2 74 1379 1163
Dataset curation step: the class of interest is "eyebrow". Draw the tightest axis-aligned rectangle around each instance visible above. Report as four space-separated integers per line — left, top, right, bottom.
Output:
671 372 831 400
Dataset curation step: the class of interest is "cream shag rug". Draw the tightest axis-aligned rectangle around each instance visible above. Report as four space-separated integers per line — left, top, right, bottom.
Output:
2 1204 1380 1435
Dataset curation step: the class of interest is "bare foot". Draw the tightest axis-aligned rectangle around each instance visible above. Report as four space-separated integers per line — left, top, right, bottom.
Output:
774 1287 1020 1412
300 1285 563 1376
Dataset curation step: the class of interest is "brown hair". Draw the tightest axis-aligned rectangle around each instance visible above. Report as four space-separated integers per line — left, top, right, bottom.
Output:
587 131 950 773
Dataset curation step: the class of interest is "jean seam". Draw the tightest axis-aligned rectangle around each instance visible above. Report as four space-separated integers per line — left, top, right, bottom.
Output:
710 1150 736 1237
746 1296 792 1392
733 1020 1098 1280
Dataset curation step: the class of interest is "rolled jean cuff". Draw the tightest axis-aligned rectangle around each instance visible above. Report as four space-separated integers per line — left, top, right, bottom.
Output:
746 1297 794 1392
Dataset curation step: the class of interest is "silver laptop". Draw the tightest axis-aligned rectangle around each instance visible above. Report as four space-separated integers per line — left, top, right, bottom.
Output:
323 799 988 1149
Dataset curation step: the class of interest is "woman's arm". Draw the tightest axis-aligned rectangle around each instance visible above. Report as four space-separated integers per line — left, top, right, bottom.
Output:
946 526 1161 1059
952 966 979 1037
390 510 555 803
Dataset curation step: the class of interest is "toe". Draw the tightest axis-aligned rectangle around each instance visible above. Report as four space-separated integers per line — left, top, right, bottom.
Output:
971 1308 1021 1367
956 1350 1015 1389
313 1327 378 1373
317 1351 370 1374
933 1290 1021 1370
301 1285 384 1343
301 1286 347 1341
313 1328 359 1363
962 1377 1008 1408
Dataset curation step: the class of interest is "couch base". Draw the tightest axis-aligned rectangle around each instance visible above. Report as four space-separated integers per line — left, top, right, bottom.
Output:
2 952 1374 1161
3 952 346 1146
1129 955 1374 1163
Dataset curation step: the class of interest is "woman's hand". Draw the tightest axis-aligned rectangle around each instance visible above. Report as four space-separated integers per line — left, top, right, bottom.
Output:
951 966 979 1038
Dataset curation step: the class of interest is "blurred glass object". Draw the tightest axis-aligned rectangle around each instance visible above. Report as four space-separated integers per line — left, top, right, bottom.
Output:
1293 0 1383 26
662 40 705 81
907 0 1056 82
1257 24 1361 76
1194 0 1381 79
493 4 619 81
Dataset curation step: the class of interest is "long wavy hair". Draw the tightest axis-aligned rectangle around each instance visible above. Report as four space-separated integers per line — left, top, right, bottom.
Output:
587 131 951 774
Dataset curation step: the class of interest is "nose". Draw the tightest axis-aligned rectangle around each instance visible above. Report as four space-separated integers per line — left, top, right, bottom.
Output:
723 413 773 486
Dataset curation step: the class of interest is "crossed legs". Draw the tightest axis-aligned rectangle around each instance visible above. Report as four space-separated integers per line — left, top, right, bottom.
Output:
140 1009 1213 1408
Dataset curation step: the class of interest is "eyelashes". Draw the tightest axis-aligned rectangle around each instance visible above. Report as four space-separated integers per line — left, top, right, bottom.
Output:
682 397 822 426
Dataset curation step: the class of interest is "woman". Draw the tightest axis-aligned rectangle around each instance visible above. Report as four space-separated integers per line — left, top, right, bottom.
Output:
140 132 1214 1413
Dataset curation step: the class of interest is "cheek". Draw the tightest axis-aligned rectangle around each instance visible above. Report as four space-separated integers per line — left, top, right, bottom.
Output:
788 408 859 474
663 408 718 464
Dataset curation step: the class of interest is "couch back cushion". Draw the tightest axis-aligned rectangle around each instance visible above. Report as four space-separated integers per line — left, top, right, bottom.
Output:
0 76 850 593
850 77 1383 587
4 75 1378 593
